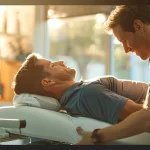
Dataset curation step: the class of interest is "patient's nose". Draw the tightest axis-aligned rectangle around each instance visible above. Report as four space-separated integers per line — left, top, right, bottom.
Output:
60 61 65 65
55 61 65 66
54 61 63 65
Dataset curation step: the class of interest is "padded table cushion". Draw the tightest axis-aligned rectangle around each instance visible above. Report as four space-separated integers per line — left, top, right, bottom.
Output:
0 106 149 145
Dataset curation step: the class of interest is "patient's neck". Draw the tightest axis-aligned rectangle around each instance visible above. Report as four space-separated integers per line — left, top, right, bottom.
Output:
54 81 76 100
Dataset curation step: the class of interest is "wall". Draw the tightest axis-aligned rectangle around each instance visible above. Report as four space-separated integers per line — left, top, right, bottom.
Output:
0 60 22 102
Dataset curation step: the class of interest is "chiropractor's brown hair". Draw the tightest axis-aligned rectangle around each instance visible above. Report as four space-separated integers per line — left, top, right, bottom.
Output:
105 5 150 32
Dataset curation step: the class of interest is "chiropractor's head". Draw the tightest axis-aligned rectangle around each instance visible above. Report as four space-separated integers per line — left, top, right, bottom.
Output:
12 53 76 98
105 5 150 60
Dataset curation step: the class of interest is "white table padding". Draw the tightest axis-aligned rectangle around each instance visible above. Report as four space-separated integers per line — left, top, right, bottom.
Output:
0 106 149 145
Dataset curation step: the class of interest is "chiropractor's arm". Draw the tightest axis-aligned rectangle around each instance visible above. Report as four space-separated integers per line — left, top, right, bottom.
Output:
100 76 148 103
76 108 150 145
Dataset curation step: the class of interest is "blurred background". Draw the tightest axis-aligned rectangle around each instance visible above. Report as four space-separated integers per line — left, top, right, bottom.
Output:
0 5 149 105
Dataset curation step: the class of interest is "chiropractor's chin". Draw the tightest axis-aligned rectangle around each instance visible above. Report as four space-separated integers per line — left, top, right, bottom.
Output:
138 53 149 60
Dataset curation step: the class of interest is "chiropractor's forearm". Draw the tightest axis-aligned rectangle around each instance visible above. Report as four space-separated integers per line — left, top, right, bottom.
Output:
98 108 150 143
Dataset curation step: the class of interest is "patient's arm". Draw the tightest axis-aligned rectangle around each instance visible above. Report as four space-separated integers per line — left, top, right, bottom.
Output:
119 99 143 121
99 76 148 103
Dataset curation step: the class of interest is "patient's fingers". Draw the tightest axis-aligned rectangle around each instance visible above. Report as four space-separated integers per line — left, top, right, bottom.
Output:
76 127 84 135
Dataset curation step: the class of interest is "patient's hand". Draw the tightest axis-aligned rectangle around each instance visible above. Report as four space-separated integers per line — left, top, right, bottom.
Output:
75 127 93 145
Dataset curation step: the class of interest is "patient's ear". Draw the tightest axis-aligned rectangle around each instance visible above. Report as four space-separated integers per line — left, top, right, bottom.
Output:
41 78 55 87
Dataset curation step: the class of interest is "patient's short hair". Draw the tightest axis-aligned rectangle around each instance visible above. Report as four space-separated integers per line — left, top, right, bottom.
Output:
105 5 150 32
12 53 50 96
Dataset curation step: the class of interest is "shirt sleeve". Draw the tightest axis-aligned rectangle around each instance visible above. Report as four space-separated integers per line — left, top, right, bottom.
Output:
99 75 148 104
80 82 128 124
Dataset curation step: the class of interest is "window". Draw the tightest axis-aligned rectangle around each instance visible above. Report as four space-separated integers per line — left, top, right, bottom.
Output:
48 15 110 81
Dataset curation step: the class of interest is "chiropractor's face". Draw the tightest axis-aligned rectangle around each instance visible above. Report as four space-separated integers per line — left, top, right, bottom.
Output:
112 21 150 60
36 58 76 82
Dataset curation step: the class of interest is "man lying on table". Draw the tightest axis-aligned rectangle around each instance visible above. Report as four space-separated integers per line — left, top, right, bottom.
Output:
12 53 148 125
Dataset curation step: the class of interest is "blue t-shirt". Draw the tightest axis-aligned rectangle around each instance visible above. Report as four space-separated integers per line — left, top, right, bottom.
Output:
60 80 128 124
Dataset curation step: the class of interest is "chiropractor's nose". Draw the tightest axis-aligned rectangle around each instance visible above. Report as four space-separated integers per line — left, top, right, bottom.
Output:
122 41 131 53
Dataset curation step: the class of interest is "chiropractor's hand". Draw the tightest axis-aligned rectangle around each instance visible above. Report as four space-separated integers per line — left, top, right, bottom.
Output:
75 127 94 145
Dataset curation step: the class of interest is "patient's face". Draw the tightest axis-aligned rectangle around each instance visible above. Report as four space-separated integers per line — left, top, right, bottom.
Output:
36 58 76 81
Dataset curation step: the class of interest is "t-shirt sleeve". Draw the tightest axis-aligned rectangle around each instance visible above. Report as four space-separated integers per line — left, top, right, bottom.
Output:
80 83 128 124
99 75 148 104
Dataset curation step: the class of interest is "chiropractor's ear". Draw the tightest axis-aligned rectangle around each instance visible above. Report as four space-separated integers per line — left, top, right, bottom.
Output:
41 78 55 87
134 19 143 32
